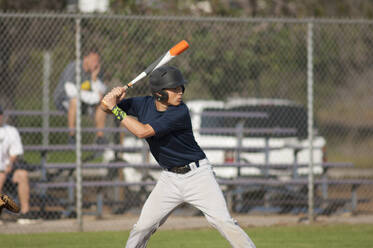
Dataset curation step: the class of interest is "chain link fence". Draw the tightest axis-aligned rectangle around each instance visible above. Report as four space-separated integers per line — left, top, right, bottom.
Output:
0 14 372 229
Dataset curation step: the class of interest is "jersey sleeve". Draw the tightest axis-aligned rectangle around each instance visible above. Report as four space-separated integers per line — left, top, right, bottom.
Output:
8 127 24 157
117 97 141 117
149 104 189 137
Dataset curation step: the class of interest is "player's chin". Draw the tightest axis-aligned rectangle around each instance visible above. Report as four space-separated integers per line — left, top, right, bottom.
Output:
170 99 182 106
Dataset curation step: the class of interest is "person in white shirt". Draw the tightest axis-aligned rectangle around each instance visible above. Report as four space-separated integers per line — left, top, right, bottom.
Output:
0 105 32 223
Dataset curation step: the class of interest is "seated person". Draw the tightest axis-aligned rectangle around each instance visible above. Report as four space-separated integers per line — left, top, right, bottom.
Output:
53 47 108 144
0 105 32 224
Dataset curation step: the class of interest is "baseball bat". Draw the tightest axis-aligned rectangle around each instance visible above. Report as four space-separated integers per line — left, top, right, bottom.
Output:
126 40 189 89
101 40 189 110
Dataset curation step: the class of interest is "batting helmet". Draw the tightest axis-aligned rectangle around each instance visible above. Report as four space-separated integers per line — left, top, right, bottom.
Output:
149 66 187 93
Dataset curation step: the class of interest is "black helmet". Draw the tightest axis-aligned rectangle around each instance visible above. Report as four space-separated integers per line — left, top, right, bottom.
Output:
0 105 3 115
149 65 187 93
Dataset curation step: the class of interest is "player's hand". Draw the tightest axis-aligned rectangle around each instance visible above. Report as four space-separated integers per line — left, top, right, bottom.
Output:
101 87 127 112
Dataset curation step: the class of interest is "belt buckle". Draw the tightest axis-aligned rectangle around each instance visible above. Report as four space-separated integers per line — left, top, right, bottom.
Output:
170 161 202 174
180 165 191 174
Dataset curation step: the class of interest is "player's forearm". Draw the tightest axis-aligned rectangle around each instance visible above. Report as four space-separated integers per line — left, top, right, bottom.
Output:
121 116 155 139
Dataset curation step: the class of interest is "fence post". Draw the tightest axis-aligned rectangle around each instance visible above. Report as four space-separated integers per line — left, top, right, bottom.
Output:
41 51 51 191
235 120 244 177
307 21 315 223
42 51 51 147
75 16 83 231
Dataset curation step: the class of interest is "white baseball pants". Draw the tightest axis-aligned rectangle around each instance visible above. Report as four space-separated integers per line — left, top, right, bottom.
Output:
125 160 256 248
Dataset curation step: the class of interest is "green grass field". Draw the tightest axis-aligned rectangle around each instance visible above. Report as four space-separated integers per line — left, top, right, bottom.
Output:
0 224 372 248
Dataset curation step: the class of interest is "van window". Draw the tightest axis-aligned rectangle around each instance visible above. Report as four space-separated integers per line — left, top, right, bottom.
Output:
200 105 308 138
200 108 229 136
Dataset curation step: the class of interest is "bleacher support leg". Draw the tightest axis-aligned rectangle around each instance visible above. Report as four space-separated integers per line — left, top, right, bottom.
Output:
68 176 75 217
351 184 358 214
96 191 103 219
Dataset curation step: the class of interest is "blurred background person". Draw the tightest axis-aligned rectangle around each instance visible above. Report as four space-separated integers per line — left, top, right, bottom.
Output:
0 105 33 224
53 47 108 145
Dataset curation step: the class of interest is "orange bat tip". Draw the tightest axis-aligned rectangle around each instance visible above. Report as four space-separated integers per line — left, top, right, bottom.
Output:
170 40 189 56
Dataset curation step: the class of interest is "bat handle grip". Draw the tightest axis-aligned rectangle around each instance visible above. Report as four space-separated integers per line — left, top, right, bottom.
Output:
125 82 134 89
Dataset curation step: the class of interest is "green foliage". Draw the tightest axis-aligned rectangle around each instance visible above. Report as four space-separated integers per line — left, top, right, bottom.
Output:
5 16 373 112
0 0 65 11
106 0 373 19
2 0 373 19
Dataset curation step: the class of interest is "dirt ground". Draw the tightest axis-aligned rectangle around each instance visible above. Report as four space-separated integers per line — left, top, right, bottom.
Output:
1 212 373 234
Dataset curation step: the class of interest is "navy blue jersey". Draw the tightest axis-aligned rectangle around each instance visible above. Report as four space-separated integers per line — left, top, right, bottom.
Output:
117 96 206 169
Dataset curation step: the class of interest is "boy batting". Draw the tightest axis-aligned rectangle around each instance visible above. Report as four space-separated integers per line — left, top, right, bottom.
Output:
101 65 256 248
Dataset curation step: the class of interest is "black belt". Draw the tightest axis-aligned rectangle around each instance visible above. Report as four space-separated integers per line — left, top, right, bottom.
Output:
166 160 200 174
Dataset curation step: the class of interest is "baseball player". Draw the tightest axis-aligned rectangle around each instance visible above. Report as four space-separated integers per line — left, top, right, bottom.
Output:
102 66 256 248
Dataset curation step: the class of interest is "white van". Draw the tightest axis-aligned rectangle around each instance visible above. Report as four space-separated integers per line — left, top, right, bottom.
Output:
187 98 326 179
